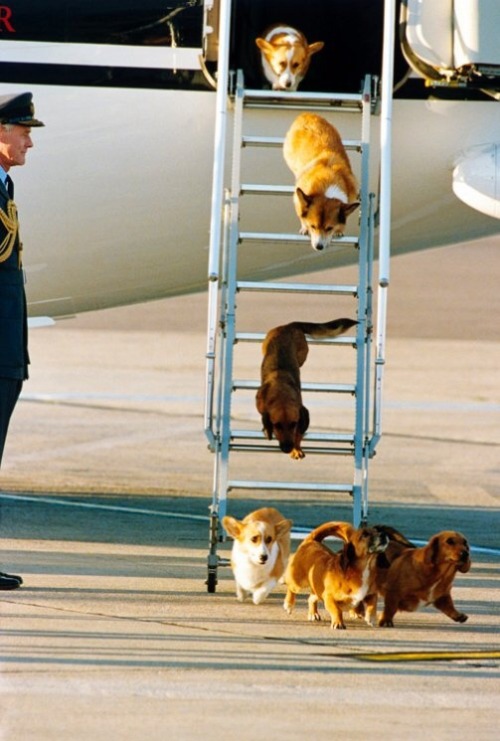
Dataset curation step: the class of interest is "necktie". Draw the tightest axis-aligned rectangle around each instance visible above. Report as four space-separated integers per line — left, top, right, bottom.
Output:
5 175 14 199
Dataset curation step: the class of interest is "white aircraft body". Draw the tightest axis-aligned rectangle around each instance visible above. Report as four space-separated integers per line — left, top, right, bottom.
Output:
0 0 499 319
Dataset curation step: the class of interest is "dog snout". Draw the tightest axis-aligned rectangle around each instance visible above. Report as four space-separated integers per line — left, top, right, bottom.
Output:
259 553 268 564
279 441 294 454
310 234 328 251
368 531 389 553
379 532 390 548
279 74 293 89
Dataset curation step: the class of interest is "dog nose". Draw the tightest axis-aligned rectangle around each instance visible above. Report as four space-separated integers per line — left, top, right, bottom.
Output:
314 244 324 251
460 549 469 562
280 441 293 453
259 554 268 564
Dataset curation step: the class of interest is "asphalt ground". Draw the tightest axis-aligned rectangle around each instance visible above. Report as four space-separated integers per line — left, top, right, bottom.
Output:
0 237 499 740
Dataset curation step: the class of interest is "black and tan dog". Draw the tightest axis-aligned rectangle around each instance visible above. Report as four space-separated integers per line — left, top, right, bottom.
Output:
348 524 416 621
256 318 357 460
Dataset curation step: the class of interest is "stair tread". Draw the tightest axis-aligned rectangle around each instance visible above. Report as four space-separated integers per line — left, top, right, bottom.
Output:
242 135 362 151
236 280 358 294
235 332 357 345
230 430 355 442
228 479 354 492
234 380 356 393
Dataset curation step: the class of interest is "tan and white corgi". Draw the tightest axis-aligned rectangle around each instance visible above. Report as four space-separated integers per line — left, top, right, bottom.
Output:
255 25 324 92
222 507 293 604
283 112 360 251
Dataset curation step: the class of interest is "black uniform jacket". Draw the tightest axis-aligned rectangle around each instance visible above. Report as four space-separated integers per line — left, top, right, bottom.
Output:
0 177 29 380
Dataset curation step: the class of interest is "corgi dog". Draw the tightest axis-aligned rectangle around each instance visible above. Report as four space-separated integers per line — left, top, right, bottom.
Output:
255 25 324 91
222 507 293 604
284 521 388 629
283 112 360 250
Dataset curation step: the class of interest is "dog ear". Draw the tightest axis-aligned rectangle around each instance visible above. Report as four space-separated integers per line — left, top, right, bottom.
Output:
296 188 313 214
340 541 356 571
299 405 310 434
308 41 324 56
222 515 243 539
255 384 267 413
259 411 273 440
373 524 415 549
275 518 293 538
255 38 274 56
342 201 360 218
256 387 273 439
425 534 441 565
255 384 273 440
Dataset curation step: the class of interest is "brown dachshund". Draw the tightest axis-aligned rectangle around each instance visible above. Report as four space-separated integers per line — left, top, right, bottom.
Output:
255 318 357 459
377 530 471 627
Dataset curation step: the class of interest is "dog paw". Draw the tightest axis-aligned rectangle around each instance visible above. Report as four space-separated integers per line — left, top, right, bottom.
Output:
453 612 469 623
378 617 394 628
290 448 305 460
350 603 366 619
253 590 271 605
308 612 321 622
333 229 345 239
331 622 347 630
283 601 293 615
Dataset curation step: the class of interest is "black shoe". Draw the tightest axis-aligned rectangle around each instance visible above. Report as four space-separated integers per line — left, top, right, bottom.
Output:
0 570 23 583
0 571 23 589
0 570 23 584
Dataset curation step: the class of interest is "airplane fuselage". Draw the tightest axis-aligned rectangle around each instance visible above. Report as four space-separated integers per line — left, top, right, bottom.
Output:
0 0 498 318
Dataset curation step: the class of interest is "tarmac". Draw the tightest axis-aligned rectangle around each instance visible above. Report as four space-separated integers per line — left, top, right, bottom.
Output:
0 238 499 740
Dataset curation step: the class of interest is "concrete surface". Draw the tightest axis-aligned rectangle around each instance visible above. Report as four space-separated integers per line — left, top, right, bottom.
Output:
0 238 499 740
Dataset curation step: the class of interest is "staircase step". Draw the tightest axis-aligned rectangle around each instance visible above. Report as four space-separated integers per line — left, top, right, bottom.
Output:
235 332 357 347
238 231 359 246
233 380 356 394
242 135 362 152
236 280 358 296
242 88 364 112
230 430 355 444
228 443 354 455
240 183 293 196
228 479 354 494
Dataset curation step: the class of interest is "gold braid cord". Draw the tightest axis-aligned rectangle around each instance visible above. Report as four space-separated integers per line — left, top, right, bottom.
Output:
0 200 19 263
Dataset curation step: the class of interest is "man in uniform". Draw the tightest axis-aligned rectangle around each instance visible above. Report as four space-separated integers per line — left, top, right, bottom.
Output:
0 92 44 590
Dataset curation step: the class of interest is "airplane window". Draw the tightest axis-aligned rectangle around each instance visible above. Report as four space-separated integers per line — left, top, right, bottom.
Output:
0 0 203 47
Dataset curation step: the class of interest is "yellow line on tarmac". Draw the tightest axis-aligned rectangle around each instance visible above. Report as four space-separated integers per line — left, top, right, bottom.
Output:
350 650 500 663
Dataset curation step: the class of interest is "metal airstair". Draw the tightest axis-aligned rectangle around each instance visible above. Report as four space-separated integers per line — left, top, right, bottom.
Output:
203 3 395 594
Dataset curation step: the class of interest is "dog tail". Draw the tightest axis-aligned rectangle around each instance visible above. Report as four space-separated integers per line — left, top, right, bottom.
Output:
304 521 355 544
289 318 358 338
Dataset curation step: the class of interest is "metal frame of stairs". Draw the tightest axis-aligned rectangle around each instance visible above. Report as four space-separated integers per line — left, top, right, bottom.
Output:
202 0 395 594
203 70 385 592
